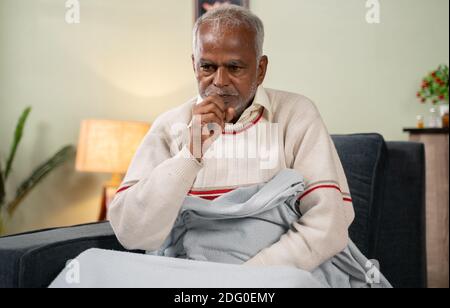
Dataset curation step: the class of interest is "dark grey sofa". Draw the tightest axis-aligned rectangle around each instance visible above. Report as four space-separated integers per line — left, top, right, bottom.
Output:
0 134 427 288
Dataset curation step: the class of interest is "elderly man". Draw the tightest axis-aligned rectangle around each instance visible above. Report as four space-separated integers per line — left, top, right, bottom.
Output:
108 5 355 272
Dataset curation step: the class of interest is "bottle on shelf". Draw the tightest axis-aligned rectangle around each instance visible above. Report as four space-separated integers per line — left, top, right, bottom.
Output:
439 104 449 129
427 107 442 128
416 115 425 129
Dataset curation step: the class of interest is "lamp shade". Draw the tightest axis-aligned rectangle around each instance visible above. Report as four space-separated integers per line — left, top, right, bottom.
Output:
76 119 150 174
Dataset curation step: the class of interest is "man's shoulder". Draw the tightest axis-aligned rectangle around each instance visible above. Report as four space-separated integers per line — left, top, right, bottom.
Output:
264 88 321 120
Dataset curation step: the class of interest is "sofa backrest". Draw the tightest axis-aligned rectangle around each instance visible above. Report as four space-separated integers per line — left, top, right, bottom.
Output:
331 134 426 288
332 133 387 255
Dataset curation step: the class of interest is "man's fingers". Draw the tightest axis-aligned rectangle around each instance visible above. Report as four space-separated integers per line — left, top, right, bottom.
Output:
195 103 225 123
198 95 226 113
208 95 226 113
199 113 224 130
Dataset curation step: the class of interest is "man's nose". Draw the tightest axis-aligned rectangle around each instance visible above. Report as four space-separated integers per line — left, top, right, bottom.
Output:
213 67 230 88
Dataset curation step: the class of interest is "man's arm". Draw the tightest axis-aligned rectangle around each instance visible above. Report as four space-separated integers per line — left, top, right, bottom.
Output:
244 113 355 271
108 95 232 252
108 120 203 251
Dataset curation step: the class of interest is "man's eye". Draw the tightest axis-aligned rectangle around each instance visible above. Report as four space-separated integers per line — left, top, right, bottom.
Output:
229 66 242 72
201 65 214 72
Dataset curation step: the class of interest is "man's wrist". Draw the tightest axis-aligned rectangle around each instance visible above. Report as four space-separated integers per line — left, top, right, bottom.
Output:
179 145 203 167
170 146 204 185
188 142 203 163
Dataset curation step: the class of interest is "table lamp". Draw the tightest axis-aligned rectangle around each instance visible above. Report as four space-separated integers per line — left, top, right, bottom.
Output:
75 119 150 220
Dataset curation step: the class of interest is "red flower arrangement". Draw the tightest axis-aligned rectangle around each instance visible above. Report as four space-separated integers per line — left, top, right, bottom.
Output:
417 65 449 105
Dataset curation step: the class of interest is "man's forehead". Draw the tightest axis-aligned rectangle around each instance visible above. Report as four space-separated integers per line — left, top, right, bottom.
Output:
196 23 256 56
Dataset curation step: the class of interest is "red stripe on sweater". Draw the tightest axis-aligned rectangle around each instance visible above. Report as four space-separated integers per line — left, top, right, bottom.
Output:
222 110 264 135
198 195 220 201
116 186 132 194
188 188 236 195
298 185 342 201
298 184 353 204
195 192 352 203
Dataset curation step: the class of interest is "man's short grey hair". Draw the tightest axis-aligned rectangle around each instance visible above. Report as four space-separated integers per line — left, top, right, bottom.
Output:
193 4 265 60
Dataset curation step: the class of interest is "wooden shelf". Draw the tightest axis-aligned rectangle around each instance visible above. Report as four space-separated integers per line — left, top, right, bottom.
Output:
403 128 449 134
405 130 449 288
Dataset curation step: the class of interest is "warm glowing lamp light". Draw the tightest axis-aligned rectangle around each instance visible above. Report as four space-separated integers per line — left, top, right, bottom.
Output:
76 119 150 220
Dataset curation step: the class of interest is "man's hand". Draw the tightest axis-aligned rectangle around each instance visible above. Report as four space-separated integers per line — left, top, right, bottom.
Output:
243 254 266 267
189 95 235 161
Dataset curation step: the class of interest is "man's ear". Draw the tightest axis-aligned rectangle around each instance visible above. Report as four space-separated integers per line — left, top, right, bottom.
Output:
191 54 197 74
257 55 268 86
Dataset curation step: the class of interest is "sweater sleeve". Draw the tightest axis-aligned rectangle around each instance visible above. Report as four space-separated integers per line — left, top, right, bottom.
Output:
244 113 355 271
107 119 203 251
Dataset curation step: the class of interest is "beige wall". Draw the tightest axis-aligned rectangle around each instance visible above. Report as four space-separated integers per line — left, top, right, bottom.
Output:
0 0 448 234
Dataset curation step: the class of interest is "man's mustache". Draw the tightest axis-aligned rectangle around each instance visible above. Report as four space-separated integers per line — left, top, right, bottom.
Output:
204 87 239 97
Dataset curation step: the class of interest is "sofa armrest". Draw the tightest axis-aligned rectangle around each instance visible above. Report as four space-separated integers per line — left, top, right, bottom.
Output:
0 222 129 288
375 141 427 288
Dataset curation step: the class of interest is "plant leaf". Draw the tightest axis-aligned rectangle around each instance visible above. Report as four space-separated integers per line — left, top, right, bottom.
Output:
0 161 5 207
4 107 32 180
7 145 76 215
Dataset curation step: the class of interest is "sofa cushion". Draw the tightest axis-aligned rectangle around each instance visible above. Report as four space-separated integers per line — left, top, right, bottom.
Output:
0 222 125 288
331 134 387 256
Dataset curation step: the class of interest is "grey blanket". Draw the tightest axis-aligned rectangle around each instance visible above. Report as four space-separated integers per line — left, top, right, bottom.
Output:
147 168 306 264
50 169 391 288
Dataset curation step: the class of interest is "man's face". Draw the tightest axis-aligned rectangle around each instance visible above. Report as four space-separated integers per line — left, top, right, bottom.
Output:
192 23 268 121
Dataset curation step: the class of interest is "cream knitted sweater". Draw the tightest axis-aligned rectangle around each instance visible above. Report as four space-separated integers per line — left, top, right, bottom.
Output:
108 86 355 271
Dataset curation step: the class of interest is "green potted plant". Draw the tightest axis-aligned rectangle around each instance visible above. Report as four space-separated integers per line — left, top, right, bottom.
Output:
0 107 75 236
